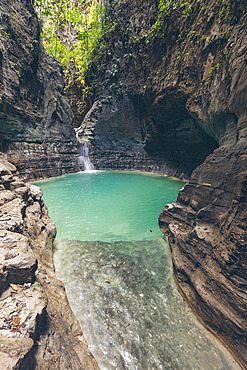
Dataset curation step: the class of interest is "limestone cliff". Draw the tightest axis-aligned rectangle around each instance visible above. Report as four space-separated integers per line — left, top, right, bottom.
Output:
77 0 246 176
0 0 79 180
77 0 247 366
77 0 236 179
0 1 98 368
0 0 246 367
159 142 247 368
0 154 99 369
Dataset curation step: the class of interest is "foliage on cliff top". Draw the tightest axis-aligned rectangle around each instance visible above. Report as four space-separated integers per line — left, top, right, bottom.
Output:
34 0 245 125
34 0 109 85
34 0 193 84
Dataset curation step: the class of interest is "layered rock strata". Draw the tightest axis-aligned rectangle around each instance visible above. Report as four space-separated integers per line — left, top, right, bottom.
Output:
77 94 214 179
159 142 247 368
0 154 99 369
77 0 246 179
78 0 247 366
0 0 79 180
0 0 246 367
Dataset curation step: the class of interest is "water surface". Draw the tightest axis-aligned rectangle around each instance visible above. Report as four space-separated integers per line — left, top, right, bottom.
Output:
36 171 237 369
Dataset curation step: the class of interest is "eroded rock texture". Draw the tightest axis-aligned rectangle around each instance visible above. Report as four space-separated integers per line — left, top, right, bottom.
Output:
151 1 247 365
0 154 99 369
159 142 247 367
77 0 247 366
77 0 246 179
0 0 78 180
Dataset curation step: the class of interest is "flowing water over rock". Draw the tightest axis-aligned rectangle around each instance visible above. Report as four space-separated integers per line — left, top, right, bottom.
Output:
78 141 95 171
36 172 238 370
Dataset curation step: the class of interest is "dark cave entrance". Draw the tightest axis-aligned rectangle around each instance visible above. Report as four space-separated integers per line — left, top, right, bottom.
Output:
139 89 219 178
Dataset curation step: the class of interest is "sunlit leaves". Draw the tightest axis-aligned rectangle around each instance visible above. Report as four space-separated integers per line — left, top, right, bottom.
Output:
34 0 105 84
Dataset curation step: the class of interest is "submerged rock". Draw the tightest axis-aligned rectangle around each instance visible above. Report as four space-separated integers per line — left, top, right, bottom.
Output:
76 0 247 366
0 0 246 367
159 143 247 367
0 154 99 369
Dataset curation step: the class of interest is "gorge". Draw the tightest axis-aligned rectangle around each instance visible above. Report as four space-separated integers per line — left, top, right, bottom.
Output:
0 0 246 368
35 171 239 369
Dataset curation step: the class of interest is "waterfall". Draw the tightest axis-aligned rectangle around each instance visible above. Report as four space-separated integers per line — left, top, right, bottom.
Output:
78 142 94 171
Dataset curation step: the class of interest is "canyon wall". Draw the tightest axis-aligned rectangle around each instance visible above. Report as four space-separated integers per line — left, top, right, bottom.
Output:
0 0 246 367
0 154 98 369
77 0 243 179
0 1 98 368
78 0 247 366
0 0 79 180
159 141 247 367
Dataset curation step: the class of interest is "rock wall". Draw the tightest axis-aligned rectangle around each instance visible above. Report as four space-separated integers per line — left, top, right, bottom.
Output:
159 142 247 367
78 0 244 178
0 153 99 369
77 94 213 179
0 0 79 180
0 0 246 367
0 2 100 367
78 0 247 366
77 0 246 178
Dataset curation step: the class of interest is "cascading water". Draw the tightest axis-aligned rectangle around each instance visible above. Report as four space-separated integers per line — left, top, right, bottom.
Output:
78 141 94 171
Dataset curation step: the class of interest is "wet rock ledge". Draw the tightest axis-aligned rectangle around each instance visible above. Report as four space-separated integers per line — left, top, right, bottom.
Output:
0 153 99 369
159 141 247 368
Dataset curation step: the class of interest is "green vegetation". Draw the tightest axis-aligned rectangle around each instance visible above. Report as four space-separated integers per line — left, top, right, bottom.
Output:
34 0 108 85
147 0 192 40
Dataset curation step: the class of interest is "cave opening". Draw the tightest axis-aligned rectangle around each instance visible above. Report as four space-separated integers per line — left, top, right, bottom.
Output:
140 90 219 177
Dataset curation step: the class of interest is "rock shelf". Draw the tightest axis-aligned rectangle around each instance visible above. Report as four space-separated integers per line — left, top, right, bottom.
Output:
0 154 99 369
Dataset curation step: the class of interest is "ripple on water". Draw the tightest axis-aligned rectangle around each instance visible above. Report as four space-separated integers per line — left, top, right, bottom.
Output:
53 238 237 370
36 172 238 369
